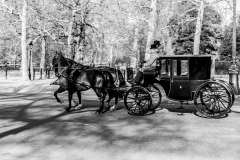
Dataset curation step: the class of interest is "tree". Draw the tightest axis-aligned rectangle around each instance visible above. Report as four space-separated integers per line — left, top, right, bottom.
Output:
168 1 223 56
145 0 157 60
0 0 29 81
219 21 240 61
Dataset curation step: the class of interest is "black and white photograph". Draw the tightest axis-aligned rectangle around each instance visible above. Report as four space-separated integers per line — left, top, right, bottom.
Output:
0 0 240 159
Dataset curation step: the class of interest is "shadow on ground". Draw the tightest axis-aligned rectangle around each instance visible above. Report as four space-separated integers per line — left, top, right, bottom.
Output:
1 79 240 160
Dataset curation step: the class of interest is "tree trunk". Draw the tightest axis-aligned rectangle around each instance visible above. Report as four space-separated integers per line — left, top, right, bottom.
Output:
40 36 46 71
193 1 204 55
145 0 157 60
232 0 236 59
73 36 79 62
68 12 75 58
21 0 28 81
165 0 173 55
132 27 139 67
166 32 173 55
98 43 103 64
94 51 98 64
109 45 114 65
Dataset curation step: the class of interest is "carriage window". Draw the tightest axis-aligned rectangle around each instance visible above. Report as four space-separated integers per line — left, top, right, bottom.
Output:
161 59 170 78
173 60 188 77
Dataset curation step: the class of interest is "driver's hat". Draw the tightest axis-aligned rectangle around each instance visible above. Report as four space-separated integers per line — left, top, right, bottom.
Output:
150 44 158 49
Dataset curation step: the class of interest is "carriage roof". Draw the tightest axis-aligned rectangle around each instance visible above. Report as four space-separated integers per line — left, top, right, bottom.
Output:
156 55 212 80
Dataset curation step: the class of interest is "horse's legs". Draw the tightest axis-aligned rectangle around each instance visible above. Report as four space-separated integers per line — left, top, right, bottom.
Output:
104 90 118 111
103 90 114 112
109 90 119 111
74 91 82 110
66 90 74 112
105 91 114 109
54 87 65 104
93 88 107 114
54 87 78 106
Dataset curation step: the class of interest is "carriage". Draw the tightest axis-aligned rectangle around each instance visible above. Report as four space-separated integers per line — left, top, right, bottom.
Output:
123 55 235 118
52 52 235 118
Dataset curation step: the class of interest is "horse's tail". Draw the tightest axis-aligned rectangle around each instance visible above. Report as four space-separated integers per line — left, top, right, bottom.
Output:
117 69 126 88
102 71 115 88
115 70 126 100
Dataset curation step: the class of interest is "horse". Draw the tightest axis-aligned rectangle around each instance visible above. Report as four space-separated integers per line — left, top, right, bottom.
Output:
68 64 127 110
51 51 120 113
51 53 88 110
52 52 127 111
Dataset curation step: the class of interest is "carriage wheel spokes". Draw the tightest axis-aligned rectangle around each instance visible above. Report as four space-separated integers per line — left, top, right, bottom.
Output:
147 84 162 110
194 82 232 118
214 79 235 106
124 86 152 115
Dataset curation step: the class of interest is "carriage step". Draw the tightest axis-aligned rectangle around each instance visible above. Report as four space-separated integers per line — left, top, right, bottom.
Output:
176 101 185 109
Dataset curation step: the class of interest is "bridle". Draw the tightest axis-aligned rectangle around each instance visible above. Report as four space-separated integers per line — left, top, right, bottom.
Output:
56 66 68 79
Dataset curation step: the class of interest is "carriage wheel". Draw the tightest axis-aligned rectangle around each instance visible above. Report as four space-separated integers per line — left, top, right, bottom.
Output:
214 80 235 106
147 84 162 110
124 86 152 115
194 81 232 118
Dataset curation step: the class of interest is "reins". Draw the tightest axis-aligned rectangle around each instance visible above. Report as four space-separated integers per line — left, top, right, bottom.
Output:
53 66 87 70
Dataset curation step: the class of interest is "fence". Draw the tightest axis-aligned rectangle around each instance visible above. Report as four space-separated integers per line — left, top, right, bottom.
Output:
31 67 54 80
7 61 238 80
0 64 55 80
0 64 138 81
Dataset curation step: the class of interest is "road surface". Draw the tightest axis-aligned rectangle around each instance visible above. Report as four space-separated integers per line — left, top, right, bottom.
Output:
0 79 240 160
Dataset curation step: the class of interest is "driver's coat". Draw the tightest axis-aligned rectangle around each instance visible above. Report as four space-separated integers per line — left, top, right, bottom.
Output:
144 52 159 67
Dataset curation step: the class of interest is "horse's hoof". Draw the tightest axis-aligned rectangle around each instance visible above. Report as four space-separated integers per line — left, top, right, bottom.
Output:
102 107 110 113
95 110 102 114
74 104 82 110
65 108 71 112
59 101 64 104
110 106 118 111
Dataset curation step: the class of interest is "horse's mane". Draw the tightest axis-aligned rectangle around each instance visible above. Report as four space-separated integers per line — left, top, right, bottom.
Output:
65 58 91 70
56 51 84 67
65 58 79 66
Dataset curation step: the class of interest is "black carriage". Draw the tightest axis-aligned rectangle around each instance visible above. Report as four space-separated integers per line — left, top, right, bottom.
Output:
124 55 235 118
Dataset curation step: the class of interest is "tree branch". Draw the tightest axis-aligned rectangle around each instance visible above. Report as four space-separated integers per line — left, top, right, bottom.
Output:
74 0 90 13
48 15 70 23
57 0 73 10
0 0 20 17
181 7 198 17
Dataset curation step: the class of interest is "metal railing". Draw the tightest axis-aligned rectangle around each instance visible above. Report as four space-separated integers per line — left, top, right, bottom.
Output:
0 64 54 80
0 64 139 81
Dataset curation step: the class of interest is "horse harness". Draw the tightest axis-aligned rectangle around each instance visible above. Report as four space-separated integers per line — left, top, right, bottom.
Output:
54 66 120 91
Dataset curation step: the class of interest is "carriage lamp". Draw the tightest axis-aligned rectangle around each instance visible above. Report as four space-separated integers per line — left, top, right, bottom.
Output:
229 58 239 95
229 0 239 95
29 41 34 80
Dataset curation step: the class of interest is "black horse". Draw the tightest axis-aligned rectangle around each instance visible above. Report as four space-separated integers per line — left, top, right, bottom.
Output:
68 63 127 110
51 53 88 110
51 51 120 113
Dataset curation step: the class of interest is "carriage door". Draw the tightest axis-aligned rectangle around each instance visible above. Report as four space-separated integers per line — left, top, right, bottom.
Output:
171 59 191 100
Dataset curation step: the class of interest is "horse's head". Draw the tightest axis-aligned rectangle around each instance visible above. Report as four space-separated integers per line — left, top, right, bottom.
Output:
52 51 61 68
52 51 70 76
52 51 60 76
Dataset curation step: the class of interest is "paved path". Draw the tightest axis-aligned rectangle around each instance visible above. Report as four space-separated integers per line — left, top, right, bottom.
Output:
0 79 240 160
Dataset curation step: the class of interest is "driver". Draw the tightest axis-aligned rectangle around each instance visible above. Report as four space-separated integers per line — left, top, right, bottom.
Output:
130 43 161 85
